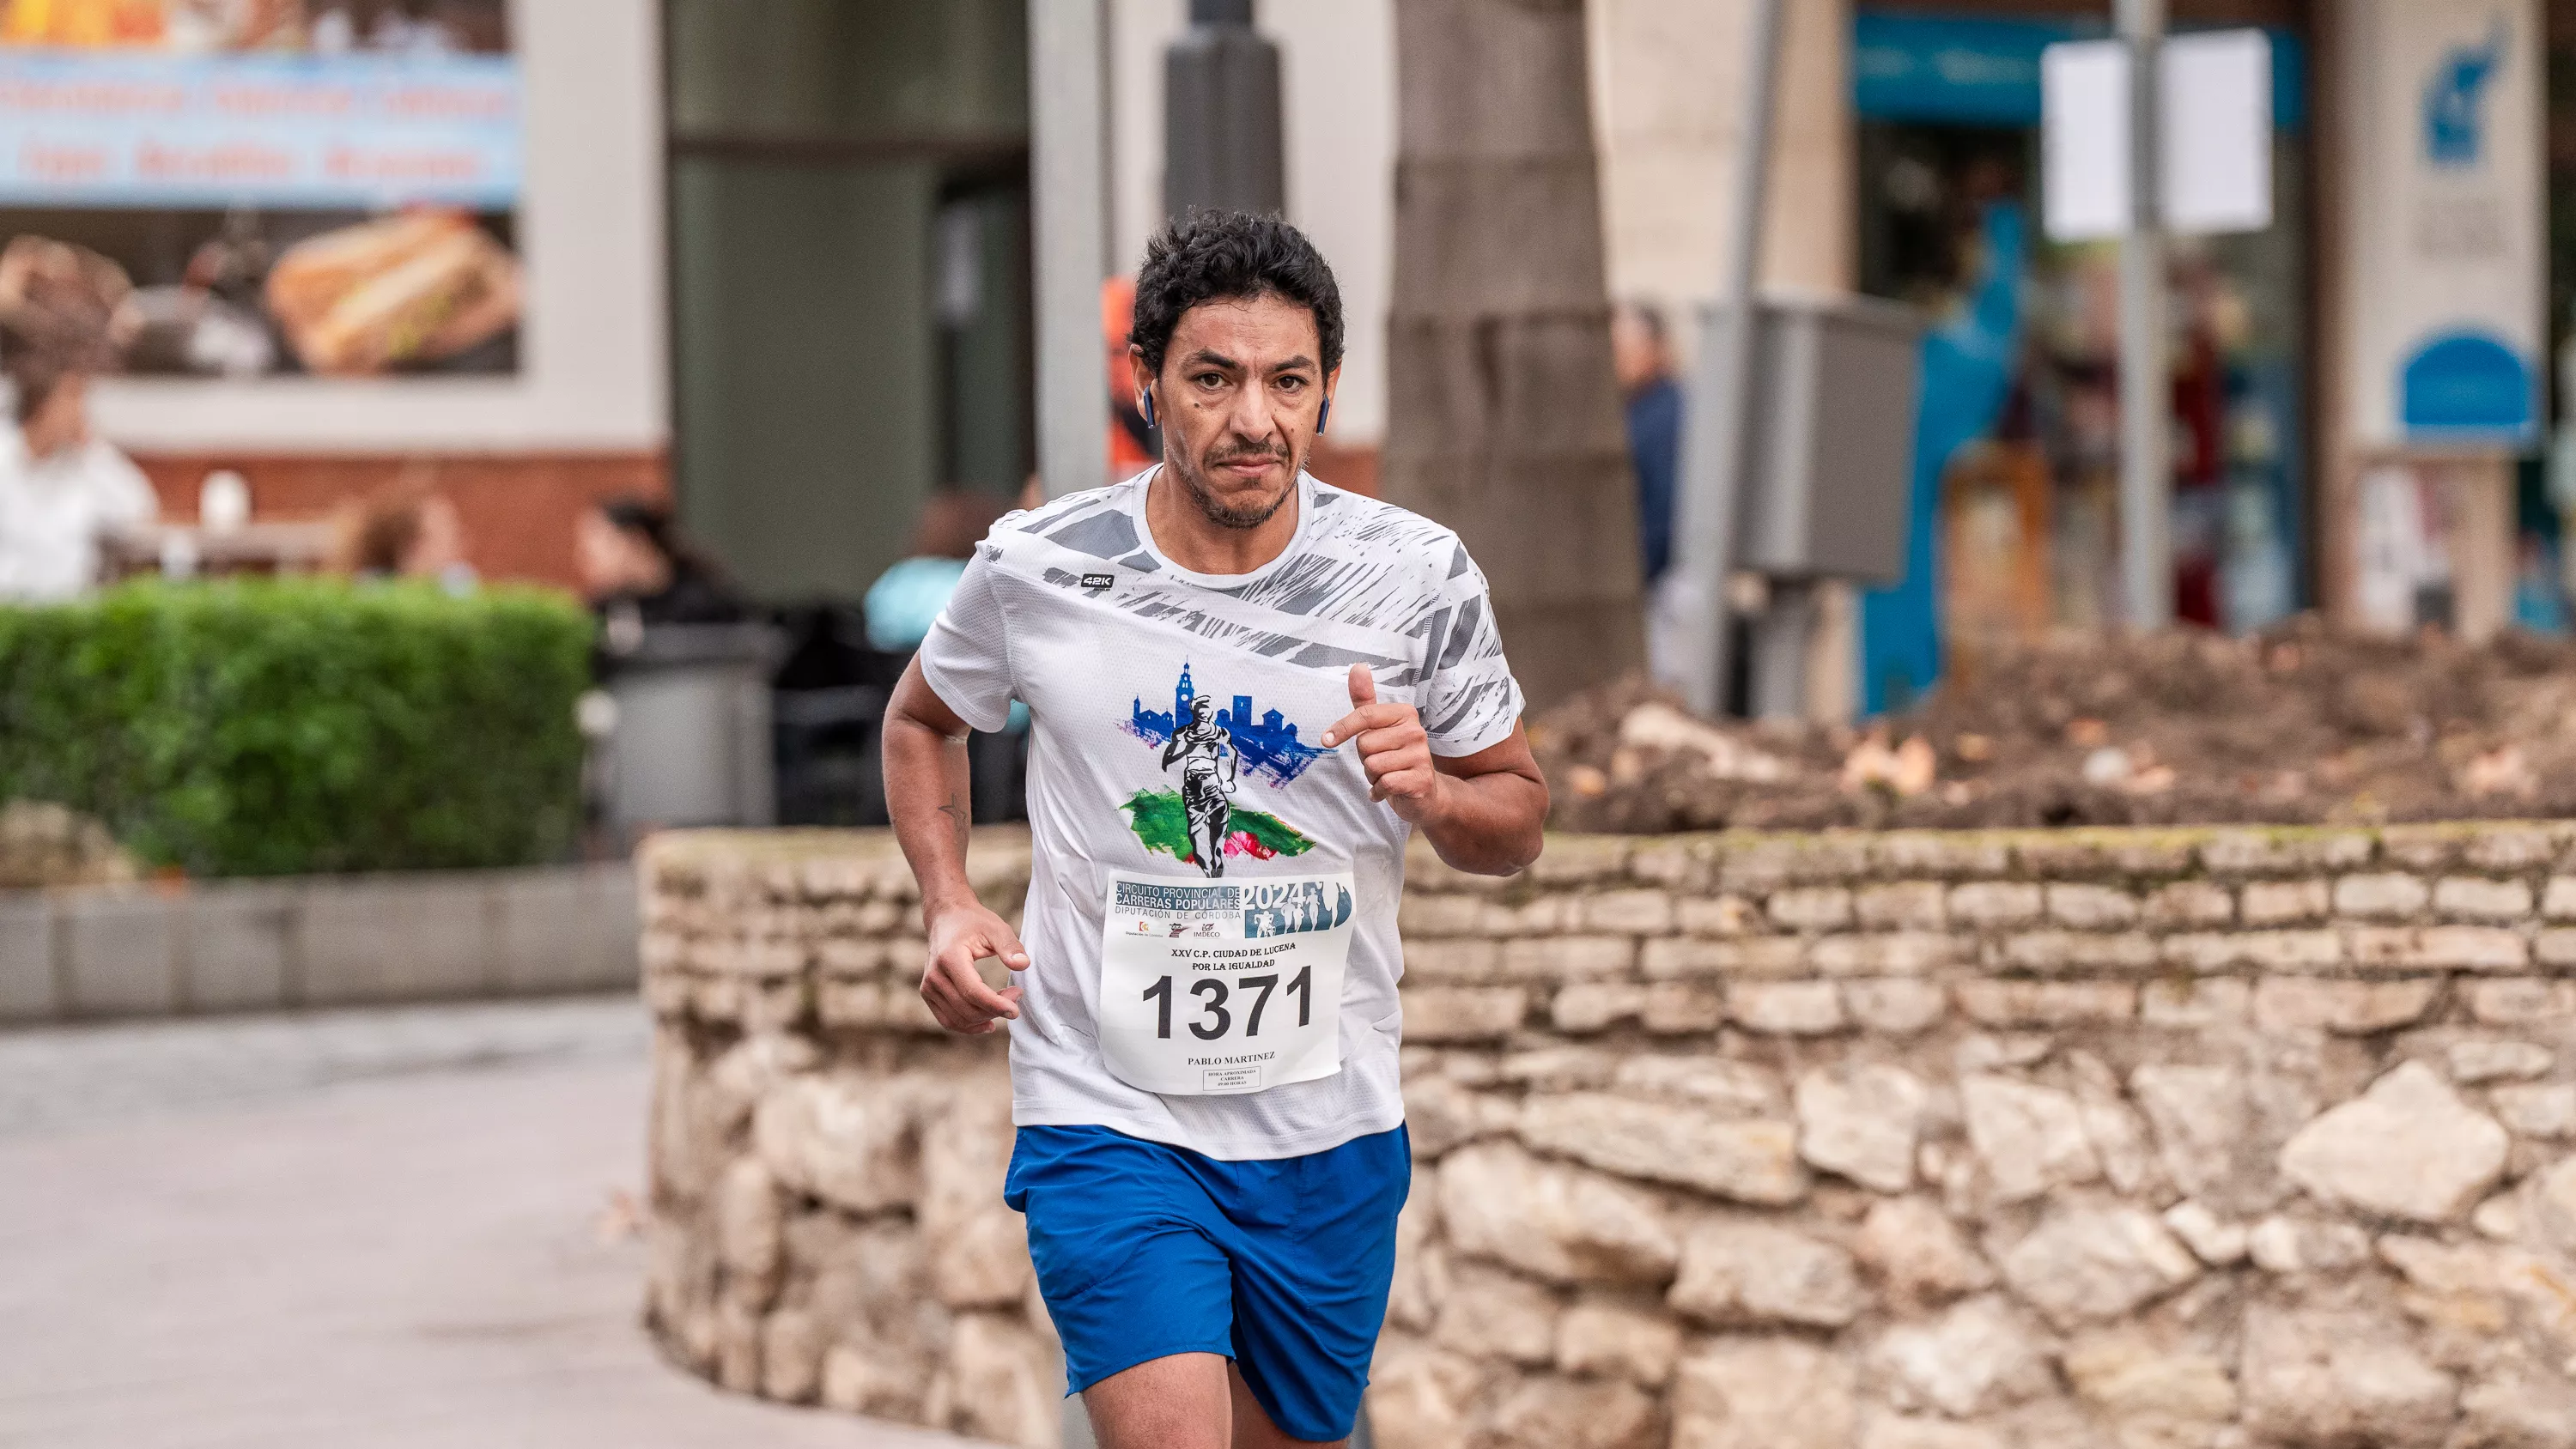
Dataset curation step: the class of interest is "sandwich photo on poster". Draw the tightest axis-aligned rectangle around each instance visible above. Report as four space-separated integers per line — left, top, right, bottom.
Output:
0 0 522 379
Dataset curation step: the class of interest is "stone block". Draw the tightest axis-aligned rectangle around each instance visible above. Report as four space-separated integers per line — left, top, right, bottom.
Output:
1517 1092 1806 1204
1480 1373 1660 1449
2160 1202 2249 1265
0 894 56 1022
1947 882 2042 928
1855 1197 1994 1304
2046 883 2140 930
2436 876 2533 923
1438 1141 1679 1285
1580 888 1676 936
1873 1294 2054 1419
1668 1219 1863 1328
1500 935 1636 982
1404 1075 1519 1156
1641 936 1801 979
59 892 178 1017
2160 929 2343 973
1432 1263 1559 1365
1960 1073 2099 1203
1716 834 1871 890
2239 1306 2457 1449
1556 1301 1680 1386
1795 1062 1924 1191
2243 878 2330 925
2062 1334 2239 1428
1998 1206 2199 1329
1953 979 2135 1027
2140 976 2250 1027
2464 824 2564 871
1855 881 1945 931
1404 986 1529 1042
1843 978 1948 1035
2470 978 2576 1025
182 881 295 1013
1766 887 1853 932
2251 977 2440 1035
2537 929 2576 968
301 874 497 1004
2347 925 2527 973
1405 938 1503 982
1729 980 1844 1035
1480 895 1573 935
1674 894 1758 937
2333 872 2430 919
1529 835 1633 886
1808 932 1958 976
1550 983 1652 1034
1399 893 1486 937
2380 828 2464 872
2201 829 2375 877
1996 931 2157 973
1871 832 2012 879
1609 1057 1783 1115
2445 1038 2553 1083
2144 880 2236 928
1629 838 1716 890
1671 1337 1857 1449
2492 1083 2576 1138
2278 1061 2506 1222
2544 876 2576 922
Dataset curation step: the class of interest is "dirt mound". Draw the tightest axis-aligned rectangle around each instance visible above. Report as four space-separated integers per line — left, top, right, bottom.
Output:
1533 618 2576 833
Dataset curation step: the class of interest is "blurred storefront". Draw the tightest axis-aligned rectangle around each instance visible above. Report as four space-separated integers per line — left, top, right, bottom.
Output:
1850 1 2313 709
0 0 669 588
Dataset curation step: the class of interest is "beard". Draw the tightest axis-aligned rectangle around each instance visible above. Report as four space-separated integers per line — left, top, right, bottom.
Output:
1170 441 1297 530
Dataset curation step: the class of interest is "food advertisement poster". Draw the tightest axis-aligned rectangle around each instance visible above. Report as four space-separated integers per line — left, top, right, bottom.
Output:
0 0 521 379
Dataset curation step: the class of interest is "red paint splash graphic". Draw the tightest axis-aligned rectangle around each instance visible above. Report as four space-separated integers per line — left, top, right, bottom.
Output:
1221 830 1279 860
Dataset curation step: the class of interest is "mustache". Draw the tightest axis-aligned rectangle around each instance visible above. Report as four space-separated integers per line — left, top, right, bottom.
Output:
1203 442 1288 467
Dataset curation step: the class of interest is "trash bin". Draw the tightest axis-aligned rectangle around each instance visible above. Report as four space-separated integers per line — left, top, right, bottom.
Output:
601 623 785 830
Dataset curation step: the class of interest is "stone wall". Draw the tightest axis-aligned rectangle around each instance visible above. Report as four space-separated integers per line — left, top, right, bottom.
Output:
639 823 2576 1449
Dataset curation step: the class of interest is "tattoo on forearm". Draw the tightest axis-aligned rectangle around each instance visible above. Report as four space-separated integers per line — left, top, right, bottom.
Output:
939 791 969 852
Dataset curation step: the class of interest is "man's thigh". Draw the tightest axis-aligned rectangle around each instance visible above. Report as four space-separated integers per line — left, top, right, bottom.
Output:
1078 1355 1348 1449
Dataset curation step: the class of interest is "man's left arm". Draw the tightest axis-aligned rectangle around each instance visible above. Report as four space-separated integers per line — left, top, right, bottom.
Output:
1321 664 1546 876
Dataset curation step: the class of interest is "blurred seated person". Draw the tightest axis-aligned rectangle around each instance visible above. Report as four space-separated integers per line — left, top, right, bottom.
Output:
575 496 745 652
864 488 1005 652
327 473 475 593
0 239 156 603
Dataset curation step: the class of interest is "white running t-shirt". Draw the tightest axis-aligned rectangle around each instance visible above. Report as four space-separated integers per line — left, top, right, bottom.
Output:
915 468 1523 1160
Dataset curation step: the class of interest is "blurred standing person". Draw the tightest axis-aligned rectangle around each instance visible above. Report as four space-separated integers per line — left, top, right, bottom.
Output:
1613 300 1686 682
862 488 1007 652
0 238 155 603
574 496 744 649
1104 276 1158 480
328 472 475 592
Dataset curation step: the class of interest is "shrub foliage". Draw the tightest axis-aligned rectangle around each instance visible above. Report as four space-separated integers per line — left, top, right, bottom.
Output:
0 579 590 876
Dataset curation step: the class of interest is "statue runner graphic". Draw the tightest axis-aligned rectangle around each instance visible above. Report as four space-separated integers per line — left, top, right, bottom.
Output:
1160 694 1240 876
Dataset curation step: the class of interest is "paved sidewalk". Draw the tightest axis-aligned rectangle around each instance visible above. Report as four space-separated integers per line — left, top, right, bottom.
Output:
0 997 984 1449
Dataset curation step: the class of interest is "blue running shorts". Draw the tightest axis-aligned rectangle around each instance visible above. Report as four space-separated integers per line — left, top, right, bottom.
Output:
1003 1122 1411 1443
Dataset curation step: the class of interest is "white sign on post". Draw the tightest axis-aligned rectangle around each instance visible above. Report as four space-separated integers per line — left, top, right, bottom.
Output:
2041 39 2132 242
2340 0 2544 449
2041 28 2274 243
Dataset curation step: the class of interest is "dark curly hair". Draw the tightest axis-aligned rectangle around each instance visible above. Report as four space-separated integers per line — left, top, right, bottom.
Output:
1131 209 1343 379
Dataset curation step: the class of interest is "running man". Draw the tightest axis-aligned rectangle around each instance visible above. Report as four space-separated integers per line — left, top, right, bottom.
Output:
882 209 1546 1448
1163 693 1238 876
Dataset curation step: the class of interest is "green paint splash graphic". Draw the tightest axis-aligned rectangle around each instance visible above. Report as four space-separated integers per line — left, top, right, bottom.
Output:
1118 789 1316 866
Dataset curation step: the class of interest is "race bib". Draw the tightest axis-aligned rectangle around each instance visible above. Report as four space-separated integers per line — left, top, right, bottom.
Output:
1097 871 1355 1096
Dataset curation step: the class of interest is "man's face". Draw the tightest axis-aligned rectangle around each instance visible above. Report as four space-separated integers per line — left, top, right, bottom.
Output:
1611 308 1667 394
1132 291 1336 530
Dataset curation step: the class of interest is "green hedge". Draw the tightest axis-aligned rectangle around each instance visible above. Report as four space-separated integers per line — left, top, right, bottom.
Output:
0 579 591 877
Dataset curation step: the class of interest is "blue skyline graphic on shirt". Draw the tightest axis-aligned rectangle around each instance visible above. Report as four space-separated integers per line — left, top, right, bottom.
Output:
1123 661 1326 787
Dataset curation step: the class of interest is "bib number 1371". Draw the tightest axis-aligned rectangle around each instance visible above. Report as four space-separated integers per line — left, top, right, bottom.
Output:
1140 966 1313 1041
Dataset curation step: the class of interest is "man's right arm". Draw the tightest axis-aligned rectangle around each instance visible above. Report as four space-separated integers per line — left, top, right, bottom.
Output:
883 656 1026 1034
